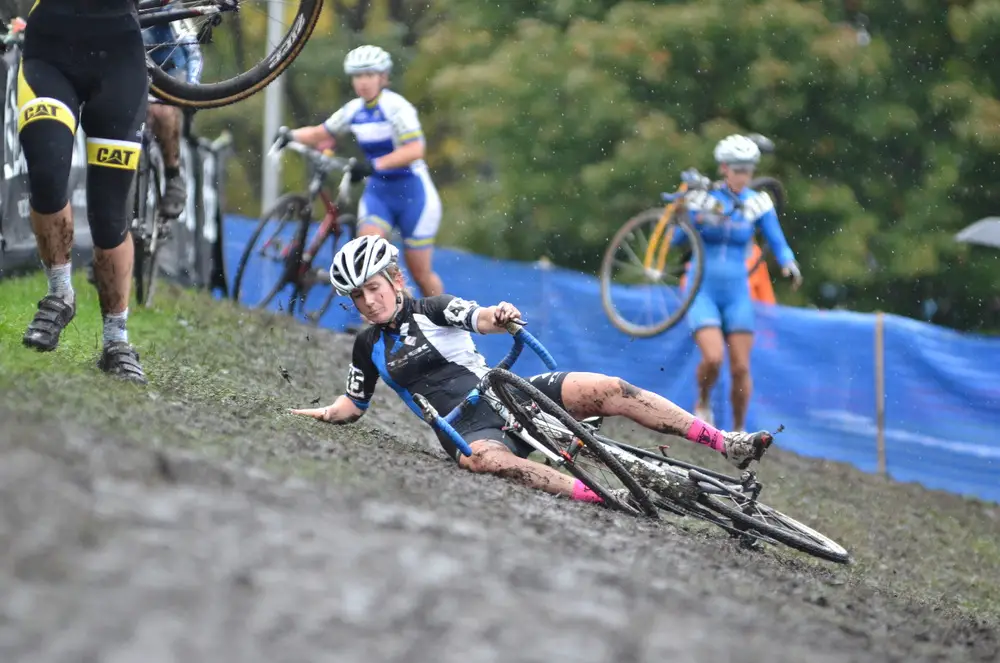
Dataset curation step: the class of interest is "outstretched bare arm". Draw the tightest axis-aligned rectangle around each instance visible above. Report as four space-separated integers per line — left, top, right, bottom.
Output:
290 395 364 424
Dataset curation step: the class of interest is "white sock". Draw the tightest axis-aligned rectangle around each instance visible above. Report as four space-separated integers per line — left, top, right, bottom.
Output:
45 262 74 304
103 309 129 344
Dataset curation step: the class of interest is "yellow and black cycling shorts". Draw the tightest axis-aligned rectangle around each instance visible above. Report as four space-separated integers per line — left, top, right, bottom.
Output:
17 2 147 249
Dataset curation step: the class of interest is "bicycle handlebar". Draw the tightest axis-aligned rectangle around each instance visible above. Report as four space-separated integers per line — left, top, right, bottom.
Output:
268 137 357 206
412 322 557 457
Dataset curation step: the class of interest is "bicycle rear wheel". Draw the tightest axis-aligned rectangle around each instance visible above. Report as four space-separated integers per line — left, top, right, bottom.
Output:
144 0 324 109
132 140 164 308
231 193 311 310
697 491 850 564
600 208 704 338
486 369 658 517
596 437 850 564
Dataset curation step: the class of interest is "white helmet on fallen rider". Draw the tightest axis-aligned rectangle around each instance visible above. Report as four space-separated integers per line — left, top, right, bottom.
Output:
713 134 762 166
329 235 400 295
343 45 393 76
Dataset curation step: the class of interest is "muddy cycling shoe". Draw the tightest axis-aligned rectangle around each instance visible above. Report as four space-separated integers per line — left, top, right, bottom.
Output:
722 430 774 470
22 295 76 352
96 341 148 385
159 175 187 219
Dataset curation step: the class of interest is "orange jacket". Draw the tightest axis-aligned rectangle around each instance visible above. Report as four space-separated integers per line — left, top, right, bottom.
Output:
747 243 776 304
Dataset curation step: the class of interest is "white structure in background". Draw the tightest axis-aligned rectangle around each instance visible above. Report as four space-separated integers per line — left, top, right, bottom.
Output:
261 0 285 215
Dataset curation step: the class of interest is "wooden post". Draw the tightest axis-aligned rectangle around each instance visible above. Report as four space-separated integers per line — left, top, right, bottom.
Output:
874 310 886 475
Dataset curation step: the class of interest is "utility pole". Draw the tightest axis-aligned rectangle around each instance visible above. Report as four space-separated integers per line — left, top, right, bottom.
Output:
260 0 285 215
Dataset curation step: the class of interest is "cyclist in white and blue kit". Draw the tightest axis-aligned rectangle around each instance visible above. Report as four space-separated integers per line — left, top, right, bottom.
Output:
280 45 444 298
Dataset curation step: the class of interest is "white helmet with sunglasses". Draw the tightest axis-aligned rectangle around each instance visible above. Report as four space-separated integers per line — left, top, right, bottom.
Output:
713 134 761 166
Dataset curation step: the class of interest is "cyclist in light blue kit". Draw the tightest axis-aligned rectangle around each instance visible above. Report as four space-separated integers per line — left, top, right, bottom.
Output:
142 11 203 219
684 135 803 432
279 45 444 299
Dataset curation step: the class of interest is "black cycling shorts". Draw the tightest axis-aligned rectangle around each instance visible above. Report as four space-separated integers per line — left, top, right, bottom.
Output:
437 371 571 462
17 9 147 250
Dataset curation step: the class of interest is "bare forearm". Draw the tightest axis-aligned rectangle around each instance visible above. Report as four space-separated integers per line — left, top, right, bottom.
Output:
374 141 424 170
475 302 523 334
291 395 363 424
291 125 333 147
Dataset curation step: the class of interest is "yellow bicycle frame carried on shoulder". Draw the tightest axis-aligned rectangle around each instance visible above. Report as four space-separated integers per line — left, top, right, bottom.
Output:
643 182 689 275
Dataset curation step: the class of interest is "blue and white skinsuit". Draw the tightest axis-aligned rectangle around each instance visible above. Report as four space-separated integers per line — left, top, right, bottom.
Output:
323 89 442 249
681 185 796 334
142 12 203 94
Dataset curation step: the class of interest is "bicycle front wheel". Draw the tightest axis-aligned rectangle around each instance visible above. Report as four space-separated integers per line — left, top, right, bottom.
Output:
486 369 658 517
600 208 704 338
299 214 356 326
231 193 311 310
145 0 325 109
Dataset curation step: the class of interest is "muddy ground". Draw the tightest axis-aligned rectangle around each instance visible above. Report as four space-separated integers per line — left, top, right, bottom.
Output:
1 278 998 662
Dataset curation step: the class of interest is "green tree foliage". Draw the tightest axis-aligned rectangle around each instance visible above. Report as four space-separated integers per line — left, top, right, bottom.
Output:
39 0 990 330
403 0 1000 330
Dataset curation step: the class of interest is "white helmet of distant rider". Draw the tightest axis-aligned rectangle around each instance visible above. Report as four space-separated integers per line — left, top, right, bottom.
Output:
344 45 392 102
714 134 760 193
330 235 405 325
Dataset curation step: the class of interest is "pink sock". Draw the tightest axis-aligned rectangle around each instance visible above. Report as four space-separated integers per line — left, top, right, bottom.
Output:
571 479 604 503
685 419 726 452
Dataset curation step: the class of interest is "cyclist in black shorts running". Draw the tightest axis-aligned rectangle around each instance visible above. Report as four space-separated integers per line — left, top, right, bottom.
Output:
290 235 774 506
17 0 148 383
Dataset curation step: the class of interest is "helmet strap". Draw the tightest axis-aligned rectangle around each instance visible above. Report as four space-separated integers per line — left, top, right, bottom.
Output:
383 271 406 327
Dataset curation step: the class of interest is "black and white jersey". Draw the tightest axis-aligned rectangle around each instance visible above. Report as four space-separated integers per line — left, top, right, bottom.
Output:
345 295 490 417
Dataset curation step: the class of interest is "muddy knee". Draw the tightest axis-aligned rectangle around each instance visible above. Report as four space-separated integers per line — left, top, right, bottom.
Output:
458 441 510 473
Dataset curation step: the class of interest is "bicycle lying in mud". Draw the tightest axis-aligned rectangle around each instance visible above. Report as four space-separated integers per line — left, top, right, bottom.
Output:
413 326 850 565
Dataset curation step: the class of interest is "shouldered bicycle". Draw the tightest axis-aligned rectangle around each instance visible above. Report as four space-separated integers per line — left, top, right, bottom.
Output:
599 170 788 338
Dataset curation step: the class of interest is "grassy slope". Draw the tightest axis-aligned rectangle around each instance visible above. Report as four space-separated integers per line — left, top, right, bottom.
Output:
2 271 999 625
0 272 392 483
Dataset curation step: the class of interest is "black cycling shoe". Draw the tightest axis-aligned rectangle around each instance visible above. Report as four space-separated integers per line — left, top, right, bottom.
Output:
23 295 76 352
97 341 148 385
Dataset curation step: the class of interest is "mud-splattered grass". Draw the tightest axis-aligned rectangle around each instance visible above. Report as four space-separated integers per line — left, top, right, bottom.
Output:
0 272 388 483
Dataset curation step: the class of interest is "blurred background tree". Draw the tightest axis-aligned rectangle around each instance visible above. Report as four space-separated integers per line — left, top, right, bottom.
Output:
2 0 998 331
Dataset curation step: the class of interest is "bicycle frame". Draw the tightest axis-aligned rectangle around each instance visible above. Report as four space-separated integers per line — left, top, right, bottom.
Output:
412 323 559 458
137 0 232 29
263 140 355 262
409 323 761 510
411 322 763 506
643 183 688 274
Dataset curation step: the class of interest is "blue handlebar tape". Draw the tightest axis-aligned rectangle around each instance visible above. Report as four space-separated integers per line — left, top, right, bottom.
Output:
515 329 557 370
